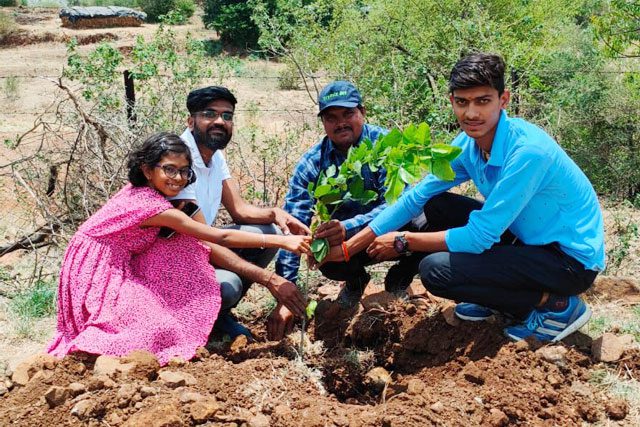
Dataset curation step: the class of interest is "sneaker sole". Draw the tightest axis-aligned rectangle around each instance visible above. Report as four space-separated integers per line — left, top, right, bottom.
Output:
455 312 493 321
551 305 592 342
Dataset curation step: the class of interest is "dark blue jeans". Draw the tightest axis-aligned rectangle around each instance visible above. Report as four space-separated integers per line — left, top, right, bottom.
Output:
418 193 598 318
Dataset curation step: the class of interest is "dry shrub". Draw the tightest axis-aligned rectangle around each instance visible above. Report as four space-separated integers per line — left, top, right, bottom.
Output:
0 9 17 40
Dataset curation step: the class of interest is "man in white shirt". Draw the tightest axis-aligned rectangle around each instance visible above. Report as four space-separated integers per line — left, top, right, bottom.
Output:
175 86 310 339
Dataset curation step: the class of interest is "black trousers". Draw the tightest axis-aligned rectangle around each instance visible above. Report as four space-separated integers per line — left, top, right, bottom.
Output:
418 193 598 318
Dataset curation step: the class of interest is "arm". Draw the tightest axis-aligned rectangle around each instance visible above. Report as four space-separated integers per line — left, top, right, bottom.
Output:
205 242 306 318
445 145 553 253
140 208 311 255
221 178 310 235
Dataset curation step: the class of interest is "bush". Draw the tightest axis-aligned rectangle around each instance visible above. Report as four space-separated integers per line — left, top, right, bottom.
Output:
0 0 18 7
174 0 195 20
0 10 15 41
138 0 175 22
203 0 275 49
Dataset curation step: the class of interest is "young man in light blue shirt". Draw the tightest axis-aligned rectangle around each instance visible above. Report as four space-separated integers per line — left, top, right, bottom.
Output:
320 53 605 342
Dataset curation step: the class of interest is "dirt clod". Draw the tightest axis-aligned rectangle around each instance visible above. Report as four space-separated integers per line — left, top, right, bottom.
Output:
486 408 509 427
44 386 69 408
188 399 220 424
605 399 629 420
123 403 184 427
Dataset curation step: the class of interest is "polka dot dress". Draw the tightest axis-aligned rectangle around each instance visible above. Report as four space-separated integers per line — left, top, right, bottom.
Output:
47 184 220 365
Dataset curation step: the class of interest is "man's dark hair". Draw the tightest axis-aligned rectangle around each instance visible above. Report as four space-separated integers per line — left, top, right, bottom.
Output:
127 132 196 186
449 53 506 95
186 86 237 114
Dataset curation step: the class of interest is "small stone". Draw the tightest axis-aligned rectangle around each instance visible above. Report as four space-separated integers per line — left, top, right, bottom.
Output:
605 399 629 420
536 345 568 366
592 333 635 362
361 291 396 311
12 354 58 386
189 399 220 423
486 408 508 427
71 399 101 420
121 350 160 380
67 382 87 397
31 369 54 384
105 412 123 425
135 401 144 409
158 371 197 388
44 386 70 408
194 347 209 360
230 335 249 353
167 357 187 368
406 378 425 395
462 361 486 385
117 384 138 408
514 340 530 352
248 413 270 427
365 367 392 391
123 403 184 426
430 401 445 413
405 303 417 315
94 355 134 378
441 303 461 327
0 384 8 396
179 391 204 403
140 386 158 398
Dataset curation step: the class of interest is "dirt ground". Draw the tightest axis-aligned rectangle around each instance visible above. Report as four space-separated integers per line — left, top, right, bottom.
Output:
1 6 640 427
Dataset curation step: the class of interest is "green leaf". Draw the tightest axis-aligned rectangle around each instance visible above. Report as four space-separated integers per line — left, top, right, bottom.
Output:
432 158 456 181
306 300 318 319
379 128 402 150
415 122 431 145
311 238 329 262
398 167 418 184
431 144 462 161
313 184 333 198
385 172 405 204
325 164 337 178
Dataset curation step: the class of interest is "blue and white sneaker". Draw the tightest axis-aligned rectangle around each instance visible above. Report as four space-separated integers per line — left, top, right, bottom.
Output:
504 296 591 342
454 303 498 321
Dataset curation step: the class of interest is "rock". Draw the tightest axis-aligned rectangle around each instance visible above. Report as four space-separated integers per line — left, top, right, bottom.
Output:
121 350 161 380
407 279 427 297
189 399 220 424
158 371 197 388
406 378 425 395
462 361 486 385
117 384 138 408
536 345 568 365
194 347 210 360
67 382 87 397
30 369 54 384
605 399 629 420
71 399 104 420
248 413 270 427
0 384 8 396
179 391 204 403
486 408 509 427
430 401 445 413
514 340 530 352
317 284 340 299
577 403 599 423
123 403 184 427
230 335 249 353
12 354 58 386
168 357 187 368
44 386 70 408
361 291 396 311
365 367 392 391
105 412 123 425
140 386 158 398
442 303 461 327
94 355 135 378
592 333 635 362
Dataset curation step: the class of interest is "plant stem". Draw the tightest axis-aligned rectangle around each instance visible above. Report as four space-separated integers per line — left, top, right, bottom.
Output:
298 263 309 361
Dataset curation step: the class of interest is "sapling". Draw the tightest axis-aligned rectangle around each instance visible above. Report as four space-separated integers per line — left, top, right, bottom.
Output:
297 122 461 360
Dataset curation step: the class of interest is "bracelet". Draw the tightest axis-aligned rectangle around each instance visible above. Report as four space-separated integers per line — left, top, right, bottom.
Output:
260 234 266 250
341 242 350 262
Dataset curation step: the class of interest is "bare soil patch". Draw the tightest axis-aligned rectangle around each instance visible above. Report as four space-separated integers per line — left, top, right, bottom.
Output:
0 293 632 426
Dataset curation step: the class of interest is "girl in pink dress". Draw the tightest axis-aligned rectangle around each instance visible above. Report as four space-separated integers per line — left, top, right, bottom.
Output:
47 132 311 365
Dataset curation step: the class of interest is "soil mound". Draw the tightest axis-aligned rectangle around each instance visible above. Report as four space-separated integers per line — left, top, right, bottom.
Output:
0 292 630 426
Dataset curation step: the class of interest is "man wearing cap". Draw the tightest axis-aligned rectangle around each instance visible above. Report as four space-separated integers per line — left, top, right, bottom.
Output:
271 81 417 338
175 86 311 339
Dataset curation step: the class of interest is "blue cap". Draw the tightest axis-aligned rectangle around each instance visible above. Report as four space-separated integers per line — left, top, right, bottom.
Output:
317 81 362 115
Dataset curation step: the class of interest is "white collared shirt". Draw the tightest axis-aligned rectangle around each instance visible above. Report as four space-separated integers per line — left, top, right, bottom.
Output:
171 128 231 225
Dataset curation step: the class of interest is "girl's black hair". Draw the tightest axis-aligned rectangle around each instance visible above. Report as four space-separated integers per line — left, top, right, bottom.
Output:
127 132 196 187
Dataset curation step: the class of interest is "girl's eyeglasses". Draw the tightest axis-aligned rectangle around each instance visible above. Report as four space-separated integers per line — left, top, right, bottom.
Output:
155 164 194 180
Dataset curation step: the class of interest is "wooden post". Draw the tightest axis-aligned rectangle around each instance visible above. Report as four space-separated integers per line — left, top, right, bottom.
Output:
124 70 136 123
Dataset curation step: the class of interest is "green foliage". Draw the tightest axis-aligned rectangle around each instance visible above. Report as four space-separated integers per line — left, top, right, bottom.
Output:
138 0 175 23
305 300 318 319
10 279 57 320
0 0 18 6
606 210 639 274
203 0 270 49
159 0 195 25
257 0 640 201
308 122 461 261
3 75 19 100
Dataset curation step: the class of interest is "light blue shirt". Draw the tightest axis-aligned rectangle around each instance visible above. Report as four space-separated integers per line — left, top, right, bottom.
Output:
369 110 605 271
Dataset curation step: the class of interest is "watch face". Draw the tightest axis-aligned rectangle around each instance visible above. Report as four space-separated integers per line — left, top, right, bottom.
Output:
394 235 406 253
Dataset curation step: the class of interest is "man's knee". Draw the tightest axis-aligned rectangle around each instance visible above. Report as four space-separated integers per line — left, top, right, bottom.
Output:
419 252 452 295
217 270 244 311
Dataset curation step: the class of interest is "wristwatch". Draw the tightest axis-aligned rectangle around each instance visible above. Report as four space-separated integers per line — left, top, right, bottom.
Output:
393 233 411 255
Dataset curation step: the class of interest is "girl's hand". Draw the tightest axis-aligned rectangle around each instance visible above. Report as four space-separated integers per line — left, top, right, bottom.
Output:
281 235 312 255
